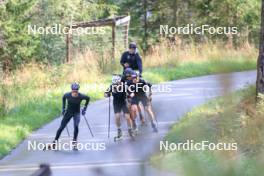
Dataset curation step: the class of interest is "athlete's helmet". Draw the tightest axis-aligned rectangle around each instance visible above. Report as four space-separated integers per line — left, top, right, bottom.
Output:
71 82 80 90
129 42 137 49
131 72 138 79
112 75 122 84
124 67 134 77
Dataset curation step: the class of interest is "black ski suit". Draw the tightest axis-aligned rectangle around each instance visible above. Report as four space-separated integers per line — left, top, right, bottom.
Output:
55 92 90 141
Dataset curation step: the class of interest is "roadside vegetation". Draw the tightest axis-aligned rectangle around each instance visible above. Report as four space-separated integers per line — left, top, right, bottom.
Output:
151 86 264 176
0 43 257 158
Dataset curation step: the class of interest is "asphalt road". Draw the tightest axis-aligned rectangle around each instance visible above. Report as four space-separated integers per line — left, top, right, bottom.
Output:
0 71 256 176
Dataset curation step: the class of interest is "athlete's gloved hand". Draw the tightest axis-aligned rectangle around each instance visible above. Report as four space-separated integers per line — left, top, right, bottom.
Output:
82 107 87 116
104 93 111 98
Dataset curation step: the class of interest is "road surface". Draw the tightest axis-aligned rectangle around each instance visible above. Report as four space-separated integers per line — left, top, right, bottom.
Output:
0 71 256 176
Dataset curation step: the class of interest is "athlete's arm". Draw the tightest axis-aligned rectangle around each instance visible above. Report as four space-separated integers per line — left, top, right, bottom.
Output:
82 94 90 110
104 85 112 97
120 52 127 67
62 94 67 111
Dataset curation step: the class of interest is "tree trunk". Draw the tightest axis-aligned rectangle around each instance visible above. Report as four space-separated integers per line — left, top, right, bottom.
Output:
172 0 178 27
171 0 179 46
256 0 264 96
143 0 148 54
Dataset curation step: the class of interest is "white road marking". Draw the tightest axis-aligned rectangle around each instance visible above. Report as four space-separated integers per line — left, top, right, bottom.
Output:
0 160 147 172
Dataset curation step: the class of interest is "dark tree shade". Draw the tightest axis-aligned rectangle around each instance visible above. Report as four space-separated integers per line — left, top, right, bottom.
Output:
256 0 264 95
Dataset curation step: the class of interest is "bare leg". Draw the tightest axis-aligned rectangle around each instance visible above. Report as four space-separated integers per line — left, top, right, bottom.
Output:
131 105 138 121
145 105 158 132
115 113 122 138
125 113 132 129
137 104 145 124
131 105 138 130
145 105 155 123
115 113 121 128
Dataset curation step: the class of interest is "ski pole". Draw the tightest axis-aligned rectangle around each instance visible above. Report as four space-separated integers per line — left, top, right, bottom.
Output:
83 115 94 137
66 126 70 137
108 96 111 138
61 114 70 137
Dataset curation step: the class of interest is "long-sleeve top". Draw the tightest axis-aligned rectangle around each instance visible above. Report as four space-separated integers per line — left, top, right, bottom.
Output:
120 51 143 73
62 92 90 113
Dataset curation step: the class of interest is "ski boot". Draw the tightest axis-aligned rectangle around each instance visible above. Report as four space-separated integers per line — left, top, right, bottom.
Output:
128 128 135 141
151 122 158 133
44 141 57 150
72 140 78 151
132 120 138 135
139 114 147 126
114 129 123 142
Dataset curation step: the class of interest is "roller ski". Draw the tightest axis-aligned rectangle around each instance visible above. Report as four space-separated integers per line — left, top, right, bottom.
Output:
72 141 78 151
114 129 123 142
43 142 57 151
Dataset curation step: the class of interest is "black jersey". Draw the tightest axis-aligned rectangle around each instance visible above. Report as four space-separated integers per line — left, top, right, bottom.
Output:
62 92 90 113
105 83 127 104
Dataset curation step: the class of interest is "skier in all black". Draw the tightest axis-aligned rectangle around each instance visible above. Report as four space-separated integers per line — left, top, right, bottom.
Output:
47 83 90 150
120 42 143 76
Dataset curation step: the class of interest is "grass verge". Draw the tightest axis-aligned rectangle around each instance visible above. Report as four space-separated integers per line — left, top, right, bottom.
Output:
145 58 256 83
151 86 264 176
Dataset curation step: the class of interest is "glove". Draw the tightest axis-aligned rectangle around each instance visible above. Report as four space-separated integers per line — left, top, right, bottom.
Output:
61 109 66 115
104 93 111 98
82 107 87 116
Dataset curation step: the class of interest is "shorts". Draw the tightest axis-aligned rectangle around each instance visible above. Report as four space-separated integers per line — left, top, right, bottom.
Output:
113 101 129 114
131 95 150 107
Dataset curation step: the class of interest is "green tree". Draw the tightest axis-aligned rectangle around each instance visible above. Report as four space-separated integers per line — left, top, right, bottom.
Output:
0 0 38 70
